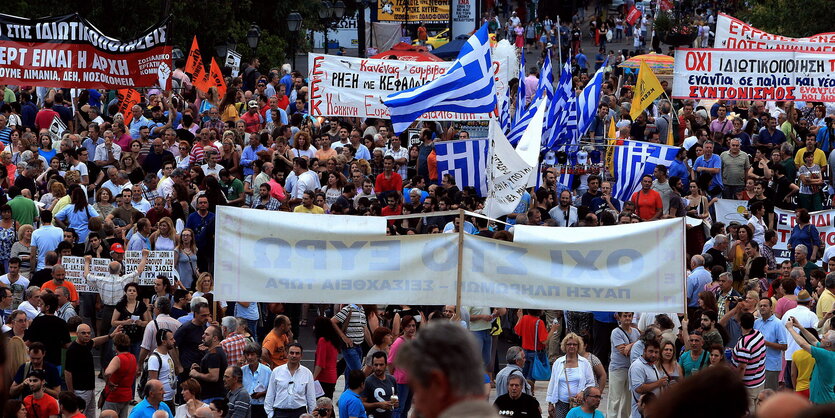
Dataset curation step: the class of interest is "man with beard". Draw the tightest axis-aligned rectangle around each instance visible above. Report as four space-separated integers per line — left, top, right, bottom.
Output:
362 352 398 418
549 190 578 227
190 325 228 403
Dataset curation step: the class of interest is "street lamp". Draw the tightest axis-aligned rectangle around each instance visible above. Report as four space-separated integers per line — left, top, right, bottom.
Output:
247 24 261 50
287 12 302 69
319 0 346 53
215 37 236 61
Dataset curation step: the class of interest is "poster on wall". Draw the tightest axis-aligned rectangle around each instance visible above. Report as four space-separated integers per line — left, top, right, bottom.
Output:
452 0 477 39
377 0 449 24
0 13 172 89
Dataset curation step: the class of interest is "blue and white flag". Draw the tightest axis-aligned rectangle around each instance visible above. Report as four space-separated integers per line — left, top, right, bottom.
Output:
575 61 607 136
514 48 526 124
536 50 555 99
499 86 511 134
435 139 489 196
384 24 496 134
544 63 574 150
611 140 680 202
507 90 544 146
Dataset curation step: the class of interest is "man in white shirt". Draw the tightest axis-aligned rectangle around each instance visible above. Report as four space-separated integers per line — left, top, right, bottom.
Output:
94 130 121 168
0 258 29 315
17 286 41 320
147 327 178 410
290 158 321 203
139 297 182 373
780 290 818 390
548 190 578 227
130 184 152 214
264 343 316 418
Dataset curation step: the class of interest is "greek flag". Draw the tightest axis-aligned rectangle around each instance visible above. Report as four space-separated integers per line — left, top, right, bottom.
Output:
384 24 496 134
536 50 555 98
508 52 556 147
544 63 574 149
499 86 511 134
550 62 607 150
435 139 489 196
507 90 544 146
611 140 680 201
514 48 526 124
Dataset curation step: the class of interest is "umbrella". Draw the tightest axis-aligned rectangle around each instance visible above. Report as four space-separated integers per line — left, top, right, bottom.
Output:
619 52 674 72
370 42 443 62
431 39 467 60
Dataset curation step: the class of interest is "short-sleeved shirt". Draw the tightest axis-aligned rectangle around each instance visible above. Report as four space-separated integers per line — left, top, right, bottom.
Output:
678 350 709 377
609 326 640 371
65 340 96 390
693 154 724 190
362 373 397 418
315 337 338 384
173 320 207 369
198 347 228 399
14 362 61 397
792 349 815 392
493 393 541 417
23 315 71 365
24 393 60 418
147 351 177 401
334 304 367 345
731 330 766 387
631 189 663 220
262 330 290 367
9 195 38 226
629 357 661 418
754 315 787 372
338 389 368 418
41 279 79 302
810 345 835 404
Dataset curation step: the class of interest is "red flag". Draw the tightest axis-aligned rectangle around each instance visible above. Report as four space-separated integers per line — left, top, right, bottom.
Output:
660 0 673 11
185 36 206 84
116 89 141 116
208 58 227 98
626 7 642 25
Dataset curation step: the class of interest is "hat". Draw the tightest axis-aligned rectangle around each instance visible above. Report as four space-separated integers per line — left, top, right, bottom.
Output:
682 136 698 151
110 243 125 254
728 221 741 227
27 369 47 380
247 100 258 108
797 290 813 303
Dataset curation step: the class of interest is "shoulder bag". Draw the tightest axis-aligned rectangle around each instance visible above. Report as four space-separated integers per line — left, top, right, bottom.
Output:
530 320 552 381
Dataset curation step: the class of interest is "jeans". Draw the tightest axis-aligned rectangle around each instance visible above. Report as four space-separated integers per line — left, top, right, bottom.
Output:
522 349 546 379
247 318 259 342
472 329 492 368
393 382 413 418
342 345 363 388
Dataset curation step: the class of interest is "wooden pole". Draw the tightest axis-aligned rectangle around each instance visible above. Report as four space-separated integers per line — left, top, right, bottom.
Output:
455 208 465 316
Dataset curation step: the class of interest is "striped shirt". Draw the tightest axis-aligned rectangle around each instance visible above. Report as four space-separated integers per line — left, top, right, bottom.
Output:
334 304 367 345
731 329 767 387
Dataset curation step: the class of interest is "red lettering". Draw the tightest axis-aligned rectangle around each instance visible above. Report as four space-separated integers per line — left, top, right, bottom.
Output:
310 99 322 116
311 56 325 75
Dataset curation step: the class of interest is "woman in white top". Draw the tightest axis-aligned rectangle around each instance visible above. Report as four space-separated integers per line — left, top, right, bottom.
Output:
291 131 317 160
747 202 767 246
150 217 178 251
175 378 206 418
546 332 597 418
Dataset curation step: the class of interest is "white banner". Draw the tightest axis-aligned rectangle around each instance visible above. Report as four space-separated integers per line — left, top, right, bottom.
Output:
673 49 835 102
714 13 835 51
714 199 835 262
484 119 535 218
308 53 509 120
452 0 477 40
64 256 109 293
124 251 176 286
214 207 686 312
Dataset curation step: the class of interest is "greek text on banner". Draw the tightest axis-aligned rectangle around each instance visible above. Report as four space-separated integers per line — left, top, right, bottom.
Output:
672 49 835 102
714 13 835 51
213 207 685 312
308 54 508 120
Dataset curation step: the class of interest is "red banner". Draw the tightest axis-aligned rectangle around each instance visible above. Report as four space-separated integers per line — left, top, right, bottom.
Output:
185 36 206 85
208 58 226 98
0 13 172 89
626 7 642 26
116 89 141 116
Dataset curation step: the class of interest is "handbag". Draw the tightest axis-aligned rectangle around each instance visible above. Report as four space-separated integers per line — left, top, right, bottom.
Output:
530 320 552 381
565 367 582 408
97 380 116 409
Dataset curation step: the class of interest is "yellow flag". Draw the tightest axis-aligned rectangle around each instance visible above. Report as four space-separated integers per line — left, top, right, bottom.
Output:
666 121 675 145
607 116 617 140
630 60 664 120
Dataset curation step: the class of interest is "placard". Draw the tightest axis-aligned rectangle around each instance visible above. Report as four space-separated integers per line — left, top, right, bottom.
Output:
124 250 176 286
0 13 172 89
672 49 835 102
714 13 835 51
63 256 109 293
377 0 450 24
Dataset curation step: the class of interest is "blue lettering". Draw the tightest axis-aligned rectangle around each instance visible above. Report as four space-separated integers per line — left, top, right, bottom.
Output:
329 241 368 270
295 240 326 269
368 240 400 271
252 237 290 269
421 239 456 271
607 249 643 276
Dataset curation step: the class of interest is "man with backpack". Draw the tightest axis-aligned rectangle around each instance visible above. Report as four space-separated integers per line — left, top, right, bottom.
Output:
143 327 178 412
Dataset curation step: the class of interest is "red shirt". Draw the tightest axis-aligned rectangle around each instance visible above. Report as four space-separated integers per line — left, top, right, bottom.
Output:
240 111 263 133
24 393 60 418
514 315 548 351
42 280 78 302
109 352 138 402
631 189 663 220
35 109 59 131
314 337 339 384
375 172 403 194
381 204 402 225
277 95 289 111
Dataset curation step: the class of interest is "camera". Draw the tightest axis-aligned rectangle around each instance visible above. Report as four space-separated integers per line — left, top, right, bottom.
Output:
317 408 330 416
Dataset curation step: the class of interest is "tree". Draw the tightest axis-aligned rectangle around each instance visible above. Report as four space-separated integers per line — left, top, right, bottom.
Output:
741 0 834 38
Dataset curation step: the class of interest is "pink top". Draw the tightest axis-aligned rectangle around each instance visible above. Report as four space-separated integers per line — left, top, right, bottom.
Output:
388 335 410 384
775 297 797 319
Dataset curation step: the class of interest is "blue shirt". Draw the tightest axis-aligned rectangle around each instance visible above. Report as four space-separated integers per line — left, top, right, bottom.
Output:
686 266 712 307
31 225 64 270
265 108 289 125
810 344 835 404
566 406 605 418
338 390 367 418
129 116 154 138
236 302 259 321
242 363 272 405
754 314 787 372
692 154 723 190
668 159 690 188
240 144 267 176
575 53 588 69
592 311 617 323
505 191 532 228
757 127 786 146
55 204 100 243
128 398 172 418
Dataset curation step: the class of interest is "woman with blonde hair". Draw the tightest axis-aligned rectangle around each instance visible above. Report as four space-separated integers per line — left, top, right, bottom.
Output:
10 224 33 277
175 228 199 290
292 131 317 159
546 332 597 418
356 158 372 176
149 217 178 251
218 133 241 177
120 153 139 172
5 335 29 384
193 272 225 319
39 181 66 212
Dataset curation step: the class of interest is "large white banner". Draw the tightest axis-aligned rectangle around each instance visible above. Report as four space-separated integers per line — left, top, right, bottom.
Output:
484 114 538 218
714 199 835 262
714 13 835 51
214 207 686 312
308 54 509 120
673 49 835 102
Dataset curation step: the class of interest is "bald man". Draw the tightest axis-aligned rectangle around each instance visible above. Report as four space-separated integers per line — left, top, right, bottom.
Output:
756 392 809 418
195 406 214 418
66 323 122 418
132 379 172 417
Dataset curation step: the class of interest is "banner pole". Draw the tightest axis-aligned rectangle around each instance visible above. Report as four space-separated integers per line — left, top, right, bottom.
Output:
455 208 465 316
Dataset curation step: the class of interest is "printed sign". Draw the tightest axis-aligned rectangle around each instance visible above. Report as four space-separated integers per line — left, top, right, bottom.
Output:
672 49 835 102
224 49 242 78
714 13 835 51
116 88 141 116
452 0 476 39
124 250 176 286
308 54 509 120
377 0 450 23
64 256 110 293
0 13 172 89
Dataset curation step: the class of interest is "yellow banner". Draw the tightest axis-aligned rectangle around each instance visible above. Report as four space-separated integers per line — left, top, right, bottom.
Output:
378 0 450 23
630 60 664 119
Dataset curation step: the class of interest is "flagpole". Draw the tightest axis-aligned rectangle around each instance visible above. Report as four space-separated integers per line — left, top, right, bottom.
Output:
557 15 563 70
455 208 465 317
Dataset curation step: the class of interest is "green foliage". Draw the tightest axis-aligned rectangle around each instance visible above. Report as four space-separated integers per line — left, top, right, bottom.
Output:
741 0 835 38
0 0 353 72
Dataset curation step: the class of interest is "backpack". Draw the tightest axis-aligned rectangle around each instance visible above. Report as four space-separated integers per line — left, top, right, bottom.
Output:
138 352 163 391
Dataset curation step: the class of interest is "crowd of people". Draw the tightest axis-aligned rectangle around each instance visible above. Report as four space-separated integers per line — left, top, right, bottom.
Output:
3 1 835 418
